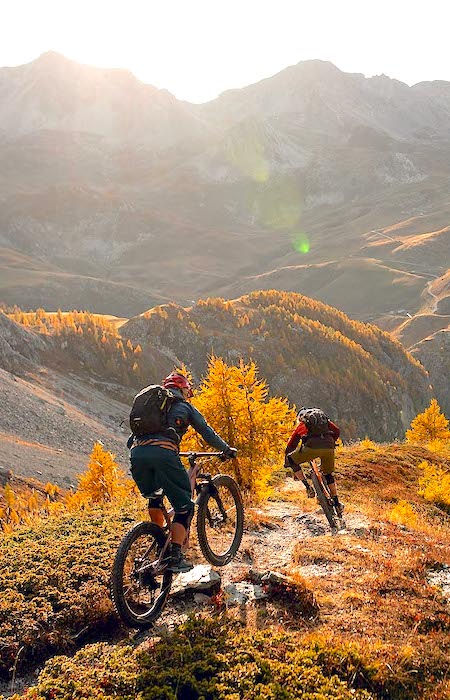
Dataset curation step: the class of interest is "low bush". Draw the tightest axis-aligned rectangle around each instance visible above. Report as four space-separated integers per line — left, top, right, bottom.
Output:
14 615 450 700
0 506 139 679
12 618 377 700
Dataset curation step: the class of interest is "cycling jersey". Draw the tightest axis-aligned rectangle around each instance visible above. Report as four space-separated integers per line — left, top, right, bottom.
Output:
286 419 340 452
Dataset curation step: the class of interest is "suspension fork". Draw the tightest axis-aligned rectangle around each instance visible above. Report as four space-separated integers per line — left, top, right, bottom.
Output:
197 473 227 525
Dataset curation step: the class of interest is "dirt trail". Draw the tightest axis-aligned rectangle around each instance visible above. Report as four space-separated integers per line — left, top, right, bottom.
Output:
146 481 371 633
0 484 372 698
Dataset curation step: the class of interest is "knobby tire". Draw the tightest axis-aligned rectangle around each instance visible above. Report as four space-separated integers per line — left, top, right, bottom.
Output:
197 474 244 566
110 521 172 629
311 471 338 531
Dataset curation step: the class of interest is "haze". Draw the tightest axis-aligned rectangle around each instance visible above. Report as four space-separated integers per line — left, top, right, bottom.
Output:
1 0 450 102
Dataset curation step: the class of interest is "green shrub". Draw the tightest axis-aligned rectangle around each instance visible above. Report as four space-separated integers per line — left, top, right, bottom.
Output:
0 506 138 679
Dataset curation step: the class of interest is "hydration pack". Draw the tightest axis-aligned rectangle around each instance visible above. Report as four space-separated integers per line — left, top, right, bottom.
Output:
129 385 175 437
297 407 330 437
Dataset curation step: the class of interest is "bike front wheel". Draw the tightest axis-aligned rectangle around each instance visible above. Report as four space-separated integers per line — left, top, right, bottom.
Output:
196 474 244 566
110 521 172 628
311 471 338 532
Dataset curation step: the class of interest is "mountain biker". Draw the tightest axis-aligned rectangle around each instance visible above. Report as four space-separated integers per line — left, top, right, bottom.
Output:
128 372 237 573
284 407 344 515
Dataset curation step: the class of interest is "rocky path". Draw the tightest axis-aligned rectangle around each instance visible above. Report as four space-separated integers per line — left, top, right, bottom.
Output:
144 481 371 634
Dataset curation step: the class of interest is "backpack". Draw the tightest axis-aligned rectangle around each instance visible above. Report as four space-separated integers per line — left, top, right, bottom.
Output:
297 407 330 437
129 385 176 437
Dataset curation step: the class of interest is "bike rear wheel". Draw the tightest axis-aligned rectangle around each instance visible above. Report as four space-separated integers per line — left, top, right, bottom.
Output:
196 474 244 566
110 521 172 628
311 471 338 532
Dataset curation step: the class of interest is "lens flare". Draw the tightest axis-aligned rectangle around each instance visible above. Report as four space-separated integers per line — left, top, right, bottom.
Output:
225 122 269 182
293 232 310 254
249 177 303 230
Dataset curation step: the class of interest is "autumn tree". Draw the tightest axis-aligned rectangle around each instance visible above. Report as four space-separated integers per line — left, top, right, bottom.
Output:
77 442 128 503
406 399 450 443
182 356 296 499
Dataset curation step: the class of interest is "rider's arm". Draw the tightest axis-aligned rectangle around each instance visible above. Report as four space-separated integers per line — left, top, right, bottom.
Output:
285 423 307 455
188 405 231 452
328 421 340 441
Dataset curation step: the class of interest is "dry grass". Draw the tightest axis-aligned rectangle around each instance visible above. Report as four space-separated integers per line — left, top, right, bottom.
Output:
265 442 450 697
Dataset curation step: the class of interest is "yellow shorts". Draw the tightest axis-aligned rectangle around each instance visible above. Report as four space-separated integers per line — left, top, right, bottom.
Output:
289 445 335 474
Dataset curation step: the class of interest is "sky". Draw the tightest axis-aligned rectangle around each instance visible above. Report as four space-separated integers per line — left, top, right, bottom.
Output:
1 0 449 103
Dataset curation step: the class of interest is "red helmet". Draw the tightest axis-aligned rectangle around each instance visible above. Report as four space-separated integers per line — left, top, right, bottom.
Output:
162 372 193 397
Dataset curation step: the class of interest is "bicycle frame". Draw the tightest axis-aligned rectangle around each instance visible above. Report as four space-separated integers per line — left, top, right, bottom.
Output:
138 452 224 575
307 458 333 499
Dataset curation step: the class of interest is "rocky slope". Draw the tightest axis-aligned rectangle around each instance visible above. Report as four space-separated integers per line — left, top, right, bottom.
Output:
0 312 133 482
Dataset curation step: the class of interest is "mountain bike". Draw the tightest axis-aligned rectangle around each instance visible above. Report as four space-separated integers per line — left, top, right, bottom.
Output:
110 451 244 628
305 459 345 533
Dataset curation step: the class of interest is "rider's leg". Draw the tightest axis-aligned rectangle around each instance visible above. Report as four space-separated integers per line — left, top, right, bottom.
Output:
287 447 315 497
320 452 344 513
130 445 195 569
171 506 194 545
156 454 195 571
148 491 165 528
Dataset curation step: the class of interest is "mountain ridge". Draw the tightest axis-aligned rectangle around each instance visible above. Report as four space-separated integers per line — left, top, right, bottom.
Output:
0 51 449 370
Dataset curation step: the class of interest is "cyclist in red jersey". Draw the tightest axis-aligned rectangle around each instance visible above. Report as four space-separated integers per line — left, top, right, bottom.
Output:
284 407 344 515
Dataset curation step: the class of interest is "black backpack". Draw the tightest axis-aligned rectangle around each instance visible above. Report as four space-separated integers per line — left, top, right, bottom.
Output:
297 407 330 437
129 385 176 437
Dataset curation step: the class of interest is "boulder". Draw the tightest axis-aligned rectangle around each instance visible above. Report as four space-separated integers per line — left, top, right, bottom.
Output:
0 466 12 486
171 564 221 596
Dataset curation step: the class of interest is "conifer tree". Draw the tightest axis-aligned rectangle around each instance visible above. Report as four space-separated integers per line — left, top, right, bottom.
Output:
183 356 296 498
77 442 127 503
406 399 450 443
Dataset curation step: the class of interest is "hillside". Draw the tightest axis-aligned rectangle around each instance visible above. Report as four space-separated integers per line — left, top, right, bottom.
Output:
1 442 449 699
121 290 431 440
0 290 433 486
0 52 449 337
0 310 147 482
411 329 450 416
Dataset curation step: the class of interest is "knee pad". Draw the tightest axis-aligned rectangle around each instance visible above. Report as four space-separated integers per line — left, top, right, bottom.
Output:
148 491 164 509
324 473 335 485
173 504 194 529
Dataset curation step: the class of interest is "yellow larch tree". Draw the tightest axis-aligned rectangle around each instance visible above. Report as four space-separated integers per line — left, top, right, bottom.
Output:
406 399 450 443
77 442 128 503
182 356 296 499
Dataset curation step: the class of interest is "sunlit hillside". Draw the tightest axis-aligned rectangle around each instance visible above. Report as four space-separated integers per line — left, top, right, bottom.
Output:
121 290 431 440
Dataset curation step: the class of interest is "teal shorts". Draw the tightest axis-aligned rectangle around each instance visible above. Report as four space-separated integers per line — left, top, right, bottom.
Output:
130 445 193 513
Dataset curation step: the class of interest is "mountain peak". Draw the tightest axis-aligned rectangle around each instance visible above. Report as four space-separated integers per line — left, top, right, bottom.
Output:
34 51 73 66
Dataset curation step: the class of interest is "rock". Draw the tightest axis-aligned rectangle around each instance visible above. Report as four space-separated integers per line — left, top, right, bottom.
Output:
171 564 221 596
427 567 450 603
223 582 268 605
193 592 212 605
248 568 320 618
0 466 12 486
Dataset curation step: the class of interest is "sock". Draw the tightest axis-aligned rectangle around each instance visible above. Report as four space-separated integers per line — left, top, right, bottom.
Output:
332 495 340 507
170 543 182 558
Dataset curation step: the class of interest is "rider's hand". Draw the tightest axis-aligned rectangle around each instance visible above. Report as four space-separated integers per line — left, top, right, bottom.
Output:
220 447 237 461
